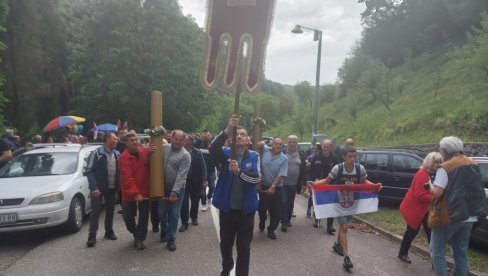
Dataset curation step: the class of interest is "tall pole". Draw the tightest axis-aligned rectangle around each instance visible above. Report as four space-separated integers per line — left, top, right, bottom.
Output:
312 30 322 135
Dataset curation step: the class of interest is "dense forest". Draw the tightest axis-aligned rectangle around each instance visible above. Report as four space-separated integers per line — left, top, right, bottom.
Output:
0 0 487 146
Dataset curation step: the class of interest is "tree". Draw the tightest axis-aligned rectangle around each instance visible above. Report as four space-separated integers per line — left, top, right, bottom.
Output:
65 0 208 131
0 0 69 134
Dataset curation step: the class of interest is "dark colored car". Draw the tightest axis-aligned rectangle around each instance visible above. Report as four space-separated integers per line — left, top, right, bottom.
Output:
470 157 488 247
357 148 425 204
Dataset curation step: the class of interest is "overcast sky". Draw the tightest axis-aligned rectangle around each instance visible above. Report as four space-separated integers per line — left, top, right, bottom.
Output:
178 0 365 85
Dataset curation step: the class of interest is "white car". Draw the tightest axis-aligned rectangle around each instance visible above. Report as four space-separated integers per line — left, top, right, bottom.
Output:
0 144 98 233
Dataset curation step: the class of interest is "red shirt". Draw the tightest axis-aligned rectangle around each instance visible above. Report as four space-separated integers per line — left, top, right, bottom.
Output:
119 147 150 201
399 167 433 229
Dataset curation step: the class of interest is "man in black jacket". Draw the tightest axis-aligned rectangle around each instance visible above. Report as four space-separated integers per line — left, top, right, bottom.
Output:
281 135 306 232
309 139 340 234
85 133 120 247
179 135 207 231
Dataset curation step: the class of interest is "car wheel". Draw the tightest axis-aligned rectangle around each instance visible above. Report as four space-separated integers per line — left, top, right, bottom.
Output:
64 196 84 233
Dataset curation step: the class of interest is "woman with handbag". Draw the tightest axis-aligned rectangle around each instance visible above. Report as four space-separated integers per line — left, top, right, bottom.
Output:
397 152 443 263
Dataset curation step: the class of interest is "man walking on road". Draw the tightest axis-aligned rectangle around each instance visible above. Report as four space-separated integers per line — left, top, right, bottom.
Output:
119 132 153 250
281 135 306 230
85 132 120 247
158 130 191 251
210 114 261 276
257 138 288 239
310 139 340 233
179 135 207 232
429 136 488 276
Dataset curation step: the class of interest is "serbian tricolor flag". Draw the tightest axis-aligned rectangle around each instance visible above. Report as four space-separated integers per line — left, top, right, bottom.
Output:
311 183 380 219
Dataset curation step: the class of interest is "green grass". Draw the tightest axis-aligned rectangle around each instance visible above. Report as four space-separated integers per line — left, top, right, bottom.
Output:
266 46 488 146
357 208 488 275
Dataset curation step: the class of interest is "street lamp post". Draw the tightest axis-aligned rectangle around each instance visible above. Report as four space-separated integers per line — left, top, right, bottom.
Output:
291 24 322 136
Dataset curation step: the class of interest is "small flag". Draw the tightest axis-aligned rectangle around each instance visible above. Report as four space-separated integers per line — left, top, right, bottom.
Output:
117 119 122 129
123 120 128 130
311 183 380 219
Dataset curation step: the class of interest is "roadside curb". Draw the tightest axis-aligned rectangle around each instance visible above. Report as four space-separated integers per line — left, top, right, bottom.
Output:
352 216 482 276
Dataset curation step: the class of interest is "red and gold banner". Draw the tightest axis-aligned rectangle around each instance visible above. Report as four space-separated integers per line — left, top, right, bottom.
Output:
202 0 275 93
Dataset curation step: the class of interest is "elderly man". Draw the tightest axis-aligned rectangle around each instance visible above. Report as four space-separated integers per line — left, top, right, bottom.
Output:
119 132 153 250
158 130 191 251
281 135 306 231
429 136 488 276
258 137 288 240
85 133 120 247
310 139 340 234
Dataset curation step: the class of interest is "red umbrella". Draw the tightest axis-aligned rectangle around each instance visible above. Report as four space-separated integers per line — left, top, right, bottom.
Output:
43 116 86 132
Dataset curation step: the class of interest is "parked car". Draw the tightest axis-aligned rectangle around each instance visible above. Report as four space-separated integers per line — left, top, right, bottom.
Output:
470 157 488 247
0 144 98 233
357 148 425 204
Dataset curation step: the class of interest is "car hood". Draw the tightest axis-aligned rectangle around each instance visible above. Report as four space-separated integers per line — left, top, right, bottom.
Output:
0 175 75 198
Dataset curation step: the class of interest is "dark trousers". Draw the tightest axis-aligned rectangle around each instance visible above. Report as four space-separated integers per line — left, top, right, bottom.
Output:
258 186 283 232
399 213 431 256
181 186 201 225
150 199 160 228
122 201 150 241
219 211 255 276
201 170 216 205
282 185 296 224
88 188 117 235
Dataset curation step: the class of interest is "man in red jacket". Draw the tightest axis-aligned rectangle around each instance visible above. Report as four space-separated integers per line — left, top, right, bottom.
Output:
119 132 153 250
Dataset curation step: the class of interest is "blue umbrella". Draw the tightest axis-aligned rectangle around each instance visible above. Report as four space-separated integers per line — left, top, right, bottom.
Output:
92 123 118 132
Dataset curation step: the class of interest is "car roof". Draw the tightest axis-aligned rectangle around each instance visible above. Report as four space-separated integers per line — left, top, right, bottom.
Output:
21 144 99 154
357 148 426 158
472 156 488 163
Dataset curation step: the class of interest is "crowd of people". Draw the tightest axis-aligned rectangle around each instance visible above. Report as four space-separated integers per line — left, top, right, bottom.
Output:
2 114 487 276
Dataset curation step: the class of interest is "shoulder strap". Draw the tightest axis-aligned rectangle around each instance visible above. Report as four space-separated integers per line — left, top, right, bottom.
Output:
354 163 361 183
336 163 344 183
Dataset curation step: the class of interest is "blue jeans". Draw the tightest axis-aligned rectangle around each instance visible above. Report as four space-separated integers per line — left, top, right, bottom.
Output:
201 170 216 205
159 189 185 242
430 221 474 276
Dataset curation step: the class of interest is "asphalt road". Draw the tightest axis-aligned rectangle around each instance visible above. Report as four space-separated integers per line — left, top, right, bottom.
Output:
0 195 435 276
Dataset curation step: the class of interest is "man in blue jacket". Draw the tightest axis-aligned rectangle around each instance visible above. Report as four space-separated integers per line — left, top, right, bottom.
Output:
85 132 120 247
210 114 261 276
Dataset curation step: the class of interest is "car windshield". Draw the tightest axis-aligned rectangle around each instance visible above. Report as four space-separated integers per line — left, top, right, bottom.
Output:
0 152 78 177
478 163 488 189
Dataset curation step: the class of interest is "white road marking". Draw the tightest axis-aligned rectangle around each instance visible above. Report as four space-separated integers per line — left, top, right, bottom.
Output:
210 204 236 276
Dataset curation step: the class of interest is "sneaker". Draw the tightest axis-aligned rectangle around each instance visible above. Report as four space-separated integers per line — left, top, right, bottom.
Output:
167 240 176 251
191 219 199 226
86 233 96 247
281 224 287 232
134 240 145 250
313 219 321 228
397 254 412 264
117 209 123 214
326 226 335 235
306 208 311 218
259 220 265 232
286 222 292 227
104 232 118 240
201 203 208 212
178 224 188 232
343 256 353 270
292 211 296 218
333 242 344 256
267 230 277 240
152 225 159 233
